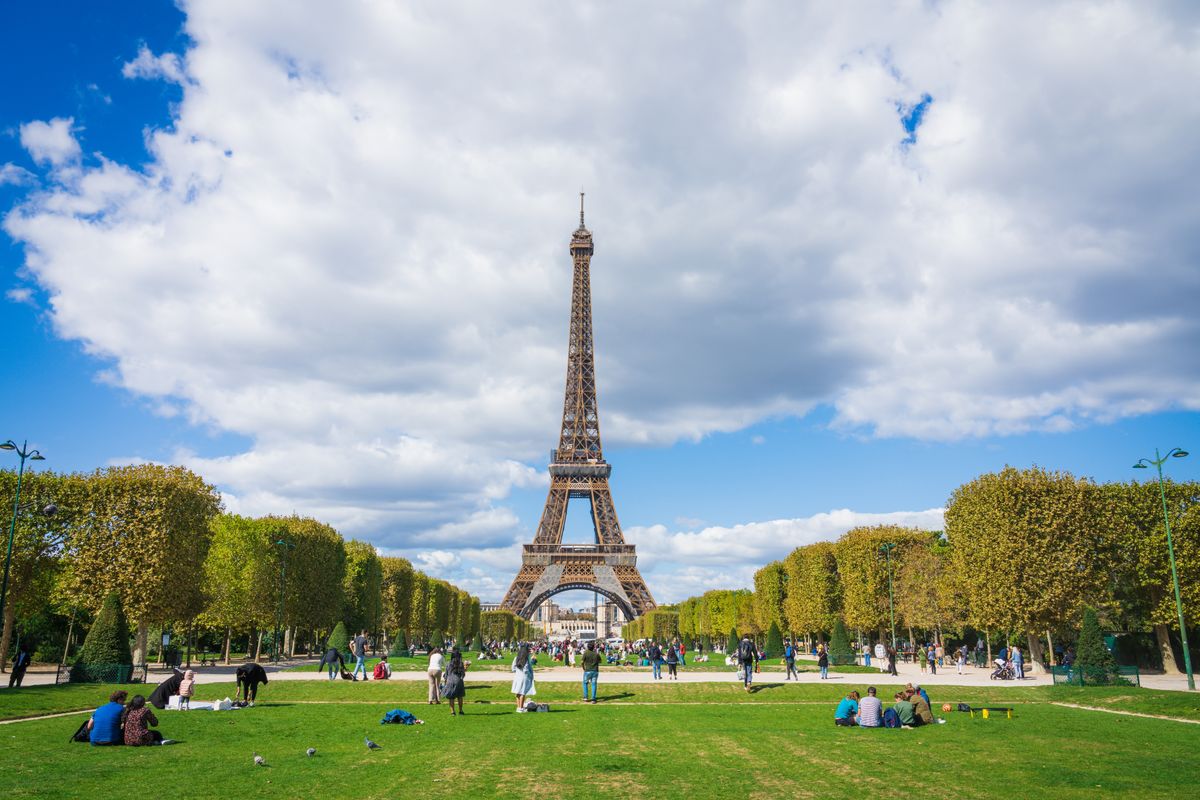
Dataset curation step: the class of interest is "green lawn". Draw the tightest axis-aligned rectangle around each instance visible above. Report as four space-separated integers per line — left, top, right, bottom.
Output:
1 680 1197 799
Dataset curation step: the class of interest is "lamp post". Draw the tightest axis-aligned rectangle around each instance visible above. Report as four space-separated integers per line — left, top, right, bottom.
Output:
879 542 898 650
1 440 46 631
273 538 295 663
1134 447 1193 690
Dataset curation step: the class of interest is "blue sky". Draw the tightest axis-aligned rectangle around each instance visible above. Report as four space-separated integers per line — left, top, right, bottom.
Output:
3 1 1198 605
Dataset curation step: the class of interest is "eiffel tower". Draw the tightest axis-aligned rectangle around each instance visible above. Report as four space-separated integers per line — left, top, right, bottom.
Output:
500 196 656 622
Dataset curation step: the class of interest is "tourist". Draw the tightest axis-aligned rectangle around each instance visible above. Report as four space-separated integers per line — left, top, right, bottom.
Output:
927 645 937 675
738 633 758 690
8 642 31 688
857 686 882 728
581 640 601 702
122 695 166 745
665 640 679 679
957 645 967 675
886 645 899 677
910 688 934 725
647 639 663 680
147 667 185 709
677 638 687 666
935 641 945 667
919 646 927 674
373 655 392 680
975 637 986 668
87 690 128 745
874 641 887 673
177 669 195 710
511 643 537 712
861 642 871 667
352 630 370 681
784 639 799 681
892 691 915 727
834 690 860 727
427 647 445 704
235 662 269 706
1013 645 1025 679
907 682 931 709
817 643 829 680
319 645 346 680
443 648 467 716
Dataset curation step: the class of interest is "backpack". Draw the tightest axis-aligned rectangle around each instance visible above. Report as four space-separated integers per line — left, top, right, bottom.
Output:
70 720 91 743
882 708 901 729
739 640 755 661
373 662 387 679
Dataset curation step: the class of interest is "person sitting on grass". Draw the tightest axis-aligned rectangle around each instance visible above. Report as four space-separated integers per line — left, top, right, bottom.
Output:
892 691 915 727
122 695 170 746
373 655 392 680
87 690 128 746
834 690 860 727
857 686 883 728
909 689 935 726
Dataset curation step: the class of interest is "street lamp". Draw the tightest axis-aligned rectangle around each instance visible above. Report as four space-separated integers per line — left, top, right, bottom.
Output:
879 542 898 650
273 538 296 663
1134 447 1193 690
1 440 46 630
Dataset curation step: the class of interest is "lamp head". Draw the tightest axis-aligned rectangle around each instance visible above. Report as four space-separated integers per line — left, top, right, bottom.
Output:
1133 463 1148 469
0 441 15 451
30 453 45 461
1172 450 1189 458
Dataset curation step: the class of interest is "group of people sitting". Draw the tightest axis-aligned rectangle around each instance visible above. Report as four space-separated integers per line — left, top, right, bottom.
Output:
84 690 177 746
835 683 945 728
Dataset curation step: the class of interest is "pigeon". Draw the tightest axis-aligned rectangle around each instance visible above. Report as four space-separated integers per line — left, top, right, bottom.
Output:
365 737 382 750
253 753 265 766
306 747 316 757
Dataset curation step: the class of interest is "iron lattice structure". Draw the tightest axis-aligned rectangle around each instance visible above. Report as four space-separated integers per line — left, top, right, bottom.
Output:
500 197 656 622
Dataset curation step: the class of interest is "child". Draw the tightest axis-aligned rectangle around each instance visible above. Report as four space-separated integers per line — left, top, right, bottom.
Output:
178 670 195 710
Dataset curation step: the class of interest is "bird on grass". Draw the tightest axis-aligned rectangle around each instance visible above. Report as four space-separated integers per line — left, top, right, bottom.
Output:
306 747 317 757
253 753 265 766
365 737 382 750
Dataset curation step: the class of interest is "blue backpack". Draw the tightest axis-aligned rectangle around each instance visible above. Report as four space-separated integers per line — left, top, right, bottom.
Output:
381 709 418 725
882 708 901 729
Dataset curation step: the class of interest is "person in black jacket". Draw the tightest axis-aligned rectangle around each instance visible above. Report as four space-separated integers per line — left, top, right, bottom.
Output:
318 647 346 681
147 668 185 709
8 643 31 688
738 635 758 691
235 663 269 705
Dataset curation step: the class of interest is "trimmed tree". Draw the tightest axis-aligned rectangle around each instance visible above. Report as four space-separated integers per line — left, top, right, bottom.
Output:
726 627 739 654
328 621 350 655
430 629 445 650
1075 607 1119 685
390 630 408 656
72 593 133 681
766 620 784 657
471 631 483 652
828 619 855 666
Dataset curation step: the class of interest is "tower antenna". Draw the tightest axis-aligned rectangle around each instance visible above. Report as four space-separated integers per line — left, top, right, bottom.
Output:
579 191 585 227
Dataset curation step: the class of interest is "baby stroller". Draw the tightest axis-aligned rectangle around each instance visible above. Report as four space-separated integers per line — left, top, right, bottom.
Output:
990 658 1016 680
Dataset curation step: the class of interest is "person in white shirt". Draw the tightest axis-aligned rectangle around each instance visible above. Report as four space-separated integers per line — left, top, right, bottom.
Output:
874 642 886 673
427 648 445 704
857 686 883 727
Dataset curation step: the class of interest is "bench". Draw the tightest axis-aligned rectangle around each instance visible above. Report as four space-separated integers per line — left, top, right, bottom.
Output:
969 706 1013 719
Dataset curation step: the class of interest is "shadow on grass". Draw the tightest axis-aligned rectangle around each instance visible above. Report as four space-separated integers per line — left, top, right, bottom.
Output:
595 693 634 703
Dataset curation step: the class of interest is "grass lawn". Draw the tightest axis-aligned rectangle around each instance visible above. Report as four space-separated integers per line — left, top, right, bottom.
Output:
1 680 1198 798
286 654 879 674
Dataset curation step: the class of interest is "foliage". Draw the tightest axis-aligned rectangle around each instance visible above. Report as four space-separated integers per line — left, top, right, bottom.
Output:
471 631 483 651
390 630 409 656
409 576 431 637
1075 607 1120 684
765 620 783 655
380 557 416 635
481 610 522 641
72 593 132 678
827 619 855 666
199 515 277 634
783 542 841 636
893 538 960 633
342 539 383 632
752 561 787 633
328 621 349 654
833 525 931 632
946 466 1105 635
430 629 444 649
726 628 738 654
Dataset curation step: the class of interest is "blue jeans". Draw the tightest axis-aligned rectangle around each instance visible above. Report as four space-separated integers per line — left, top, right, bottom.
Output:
583 670 598 700
820 665 828 679
652 659 662 679
864 653 871 666
353 655 368 679
327 663 338 680
743 661 754 686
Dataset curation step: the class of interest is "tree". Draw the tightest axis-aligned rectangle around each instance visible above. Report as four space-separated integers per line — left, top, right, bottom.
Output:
893 537 959 638
734 590 758 638
328 621 350 654
341 539 383 634
753 561 787 633
783 542 841 640
946 466 1105 667
1075 607 1119 685
72 592 132 681
380 557 416 635
726 627 738 654
390 629 409 656
429 580 452 636
431 629 444 649
833 525 931 636
199 515 277 663
828 619 854 666
765 620 783 656
271 515 347 636
409 575 431 638
58 464 221 664
1100 480 1200 673
471 631 483 651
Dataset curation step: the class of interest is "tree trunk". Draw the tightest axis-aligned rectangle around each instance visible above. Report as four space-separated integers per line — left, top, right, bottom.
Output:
222 627 232 665
1155 623 1180 674
253 629 263 661
283 626 292 658
1045 630 1056 667
0 601 14 672
1026 632 1046 672
986 630 992 665
61 610 77 667
132 621 150 665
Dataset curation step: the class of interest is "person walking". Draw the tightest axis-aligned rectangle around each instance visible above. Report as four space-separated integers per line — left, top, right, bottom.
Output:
665 641 679 679
862 643 871 668
647 640 663 680
511 643 537 712
738 634 759 691
817 643 829 680
351 630 370 681
919 646 928 674
427 647 445 704
784 639 799 681
886 645 899 677
1013 645 1025 679
443 648 467 716
8 643 31 688
956 644 967 675
319 645 346 680
581 640 601 702
874 641 886 673
975 637 986 668
927 645 937 675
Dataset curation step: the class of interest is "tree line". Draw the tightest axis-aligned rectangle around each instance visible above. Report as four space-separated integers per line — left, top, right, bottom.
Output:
623 466 1199 671
0 464 483 668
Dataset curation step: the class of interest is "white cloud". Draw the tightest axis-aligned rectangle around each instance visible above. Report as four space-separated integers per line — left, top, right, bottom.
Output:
0 163 35 186
122 45 187 83
6 287 34 305
3 2 1199 580
18 118 80 166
